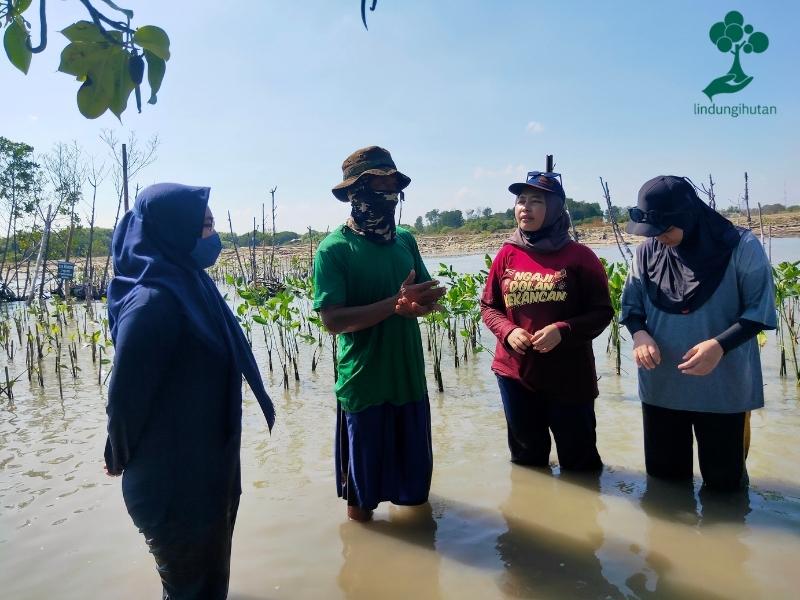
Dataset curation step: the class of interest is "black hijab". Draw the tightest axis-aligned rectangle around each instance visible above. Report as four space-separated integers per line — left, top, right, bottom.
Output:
107 183 275 430
635 176 742 314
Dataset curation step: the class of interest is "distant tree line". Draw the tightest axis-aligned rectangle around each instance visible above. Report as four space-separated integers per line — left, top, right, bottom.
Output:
408 198 632 234
722 204 800 216
0 227 326 261
0 226 114 261
404 198 800 235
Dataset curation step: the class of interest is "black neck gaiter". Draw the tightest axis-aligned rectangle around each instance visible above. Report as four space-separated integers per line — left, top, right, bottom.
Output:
346 184 399 244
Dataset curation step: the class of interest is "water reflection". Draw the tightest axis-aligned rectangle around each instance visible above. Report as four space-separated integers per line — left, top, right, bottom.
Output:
628 477 755 599
496 466 623 599
3 282 800 598
338 504 441 599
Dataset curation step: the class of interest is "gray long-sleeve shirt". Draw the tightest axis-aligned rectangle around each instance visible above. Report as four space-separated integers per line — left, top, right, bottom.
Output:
620 231 777 413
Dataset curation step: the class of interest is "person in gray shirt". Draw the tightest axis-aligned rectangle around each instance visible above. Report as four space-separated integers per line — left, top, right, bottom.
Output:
621 176 776 491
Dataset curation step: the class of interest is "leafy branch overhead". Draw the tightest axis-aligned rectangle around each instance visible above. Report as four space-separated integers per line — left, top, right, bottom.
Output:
2 1 378 120
1 0 170 119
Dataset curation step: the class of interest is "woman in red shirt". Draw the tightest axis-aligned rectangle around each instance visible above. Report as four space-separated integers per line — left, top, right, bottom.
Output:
481 171 613 471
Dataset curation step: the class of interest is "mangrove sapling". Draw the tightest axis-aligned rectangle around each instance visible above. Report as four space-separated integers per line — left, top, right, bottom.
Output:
601 259 628 375
424 310 447 392
435 262 488 364
3 365 23 401
773 261 800 382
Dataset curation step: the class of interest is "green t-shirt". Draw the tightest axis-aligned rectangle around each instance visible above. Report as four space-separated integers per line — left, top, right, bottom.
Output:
313 225 431 413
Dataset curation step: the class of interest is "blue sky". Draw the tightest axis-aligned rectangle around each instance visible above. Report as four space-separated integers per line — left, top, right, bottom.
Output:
1 0 798 233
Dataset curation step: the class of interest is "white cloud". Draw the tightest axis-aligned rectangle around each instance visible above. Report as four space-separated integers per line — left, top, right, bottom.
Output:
473 164 526 180
455 186 477 202
526 121 544 134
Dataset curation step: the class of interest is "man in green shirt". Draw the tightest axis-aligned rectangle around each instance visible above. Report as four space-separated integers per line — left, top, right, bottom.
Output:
314 146 444 522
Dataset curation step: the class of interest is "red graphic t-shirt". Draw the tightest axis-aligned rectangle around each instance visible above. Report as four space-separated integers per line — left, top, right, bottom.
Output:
480 241 613 399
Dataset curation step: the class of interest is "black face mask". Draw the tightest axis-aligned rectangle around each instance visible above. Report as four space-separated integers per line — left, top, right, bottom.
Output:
346 184 399 244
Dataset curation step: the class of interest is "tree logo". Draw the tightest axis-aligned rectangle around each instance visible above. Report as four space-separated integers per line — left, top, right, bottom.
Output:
703 11 769 101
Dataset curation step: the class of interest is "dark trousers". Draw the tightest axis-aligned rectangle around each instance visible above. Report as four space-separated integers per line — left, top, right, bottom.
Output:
141 497 239 600
642 402 748 491
335 399 433 510
495 375 603 471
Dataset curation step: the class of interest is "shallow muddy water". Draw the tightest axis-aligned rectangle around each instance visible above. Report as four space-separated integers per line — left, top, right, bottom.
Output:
1 243 799 599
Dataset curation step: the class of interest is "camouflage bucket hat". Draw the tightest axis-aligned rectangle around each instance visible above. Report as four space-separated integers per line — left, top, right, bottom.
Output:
332 146 411 201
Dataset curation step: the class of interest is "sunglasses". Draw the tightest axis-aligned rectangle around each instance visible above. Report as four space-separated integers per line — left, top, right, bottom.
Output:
526 171 561 184
628 207 682 225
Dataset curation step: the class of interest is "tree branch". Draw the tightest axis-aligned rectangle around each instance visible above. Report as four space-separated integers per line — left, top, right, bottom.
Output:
77 0 133 46
96 0 133 20
361 0 378 30
25 0 47 54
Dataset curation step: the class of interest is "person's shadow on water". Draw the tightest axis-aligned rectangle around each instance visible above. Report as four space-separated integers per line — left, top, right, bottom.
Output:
623 476 752 599
337 503 442 600
494 465 626 599
332 466 781 600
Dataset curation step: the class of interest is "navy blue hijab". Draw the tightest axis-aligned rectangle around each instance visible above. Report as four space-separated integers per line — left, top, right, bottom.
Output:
108 183 275 430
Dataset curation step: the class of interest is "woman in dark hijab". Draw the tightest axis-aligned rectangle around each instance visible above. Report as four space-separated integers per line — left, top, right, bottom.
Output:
481 171 613 471
621 175 776 491
103 183 274 599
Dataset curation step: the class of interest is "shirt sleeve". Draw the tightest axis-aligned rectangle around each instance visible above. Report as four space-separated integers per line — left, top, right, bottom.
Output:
557 248 613 344
409 232 432 284
734 233 777 330
480 247 518 346
313 240 347 311
104 287 182 475
715 319 764 353
620 248 648 333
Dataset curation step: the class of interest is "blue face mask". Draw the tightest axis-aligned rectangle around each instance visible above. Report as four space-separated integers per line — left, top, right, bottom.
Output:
190 232 222 269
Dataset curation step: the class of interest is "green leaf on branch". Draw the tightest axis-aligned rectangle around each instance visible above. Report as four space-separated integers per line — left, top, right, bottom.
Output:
108 50 137 119
4 16 32 74
12 0 33 16
58 41 112 79
144 49 166 104
77 71 113 119
61 21 122 44
57 39 138 120
134 26 170 60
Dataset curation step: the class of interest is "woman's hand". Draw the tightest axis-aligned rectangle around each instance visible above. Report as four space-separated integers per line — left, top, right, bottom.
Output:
530 324 562 353
506 328 534 355
678 339 723 376
633 330 661 370
104 464 121 477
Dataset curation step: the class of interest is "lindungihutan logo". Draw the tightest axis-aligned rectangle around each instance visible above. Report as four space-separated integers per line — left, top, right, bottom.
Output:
693 10 775 117
703 11 769 101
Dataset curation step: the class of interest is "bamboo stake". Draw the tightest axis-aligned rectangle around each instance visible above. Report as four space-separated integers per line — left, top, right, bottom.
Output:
744 172 752 229
122 144 130 212
269 186 278 279
600 177 632 266
227 211 246 281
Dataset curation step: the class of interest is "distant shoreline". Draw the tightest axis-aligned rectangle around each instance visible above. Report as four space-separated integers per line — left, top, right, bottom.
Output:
413 212 800 257
218 212 800 264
